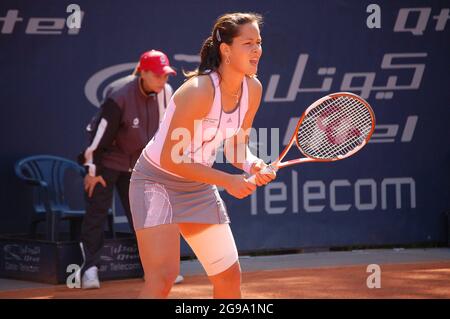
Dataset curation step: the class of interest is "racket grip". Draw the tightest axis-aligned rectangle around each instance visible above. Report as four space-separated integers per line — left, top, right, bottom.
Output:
247 164 277 185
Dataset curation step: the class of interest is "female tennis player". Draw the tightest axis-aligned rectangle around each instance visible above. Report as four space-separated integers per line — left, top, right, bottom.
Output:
129 12 275 298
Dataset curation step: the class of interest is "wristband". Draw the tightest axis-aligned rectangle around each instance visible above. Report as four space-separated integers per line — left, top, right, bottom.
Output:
243 155 260 175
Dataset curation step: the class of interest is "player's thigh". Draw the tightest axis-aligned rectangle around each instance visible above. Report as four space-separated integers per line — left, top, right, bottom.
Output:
136 224 180 272
179 223 239 277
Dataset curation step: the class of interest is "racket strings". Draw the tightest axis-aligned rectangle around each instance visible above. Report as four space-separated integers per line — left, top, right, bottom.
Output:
297 96 373 159
305 99 370 156
302 97 371 157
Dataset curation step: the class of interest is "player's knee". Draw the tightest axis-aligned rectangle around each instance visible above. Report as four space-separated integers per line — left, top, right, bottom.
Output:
210 262 241 287
145 268 178 288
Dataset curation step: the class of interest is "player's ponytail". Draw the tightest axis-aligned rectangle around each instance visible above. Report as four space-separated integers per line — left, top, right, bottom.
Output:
184 12 263 79
198 36 220 74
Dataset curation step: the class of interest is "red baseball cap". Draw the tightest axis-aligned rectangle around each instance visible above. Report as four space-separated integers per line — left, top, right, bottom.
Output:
137 50 177 75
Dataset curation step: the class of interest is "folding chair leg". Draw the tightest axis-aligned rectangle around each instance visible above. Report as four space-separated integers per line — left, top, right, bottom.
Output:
69 219 82 241
29 220 38 239
52 214 60 242
46 212 55 241
108 215 116 239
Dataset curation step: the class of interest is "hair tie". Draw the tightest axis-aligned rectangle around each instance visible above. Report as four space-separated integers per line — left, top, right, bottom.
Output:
216 29 221 43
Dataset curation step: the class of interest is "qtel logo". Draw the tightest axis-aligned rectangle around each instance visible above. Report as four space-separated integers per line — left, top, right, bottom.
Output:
0 7 83 35
394 8 450 36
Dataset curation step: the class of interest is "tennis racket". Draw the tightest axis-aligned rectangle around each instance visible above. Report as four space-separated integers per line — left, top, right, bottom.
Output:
248 92 375 184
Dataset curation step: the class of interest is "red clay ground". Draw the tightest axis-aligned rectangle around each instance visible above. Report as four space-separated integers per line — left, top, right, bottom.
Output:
0 262 449 299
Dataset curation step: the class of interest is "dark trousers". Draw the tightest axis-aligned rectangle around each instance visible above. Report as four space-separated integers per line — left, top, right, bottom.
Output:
80 167 133 273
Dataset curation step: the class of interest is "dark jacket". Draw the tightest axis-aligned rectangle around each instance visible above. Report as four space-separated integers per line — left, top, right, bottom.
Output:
79 75 172 176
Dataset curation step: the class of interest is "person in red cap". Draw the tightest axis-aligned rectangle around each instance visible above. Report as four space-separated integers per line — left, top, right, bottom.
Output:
132 50 177 90
77 49 183 289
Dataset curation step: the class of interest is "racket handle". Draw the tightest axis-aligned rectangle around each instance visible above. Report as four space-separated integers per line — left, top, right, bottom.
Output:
247 164 277 185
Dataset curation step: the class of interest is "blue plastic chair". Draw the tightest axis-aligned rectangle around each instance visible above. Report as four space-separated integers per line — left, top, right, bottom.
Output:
14 155 115 242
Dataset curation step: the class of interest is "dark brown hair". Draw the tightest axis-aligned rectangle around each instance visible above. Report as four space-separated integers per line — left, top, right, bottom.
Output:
184 12 263 79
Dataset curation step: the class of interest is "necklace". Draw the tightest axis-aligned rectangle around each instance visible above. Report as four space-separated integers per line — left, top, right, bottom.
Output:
220 82 242 105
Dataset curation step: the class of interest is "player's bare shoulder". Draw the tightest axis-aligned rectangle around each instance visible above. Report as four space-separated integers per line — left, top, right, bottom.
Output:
247 75 262 91
246 75 263 109
173 74 214 117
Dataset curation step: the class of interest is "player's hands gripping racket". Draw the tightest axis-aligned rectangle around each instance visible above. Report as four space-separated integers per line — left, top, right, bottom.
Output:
248 92 376 184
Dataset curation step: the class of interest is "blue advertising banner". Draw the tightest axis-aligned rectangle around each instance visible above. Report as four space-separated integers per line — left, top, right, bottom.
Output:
1 0 449 254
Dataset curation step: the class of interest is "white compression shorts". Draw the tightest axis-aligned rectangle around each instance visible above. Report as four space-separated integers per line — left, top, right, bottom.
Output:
181 223 239 277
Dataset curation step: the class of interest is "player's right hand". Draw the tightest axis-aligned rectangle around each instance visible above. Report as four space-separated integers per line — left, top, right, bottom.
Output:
84 175 107 198
224 174 256 199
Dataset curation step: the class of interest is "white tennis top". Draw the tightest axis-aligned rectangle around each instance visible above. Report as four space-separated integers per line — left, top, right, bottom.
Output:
143 72 249 177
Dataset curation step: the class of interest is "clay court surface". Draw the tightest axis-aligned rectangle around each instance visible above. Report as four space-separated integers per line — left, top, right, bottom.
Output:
1 249 449 299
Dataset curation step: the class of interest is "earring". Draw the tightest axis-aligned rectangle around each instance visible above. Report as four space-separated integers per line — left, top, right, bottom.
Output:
225 56 230 65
